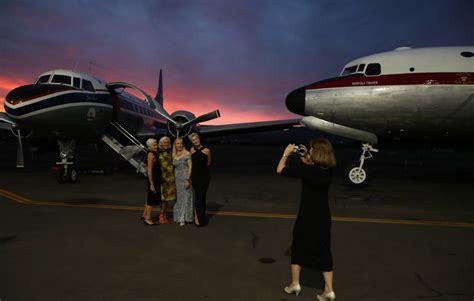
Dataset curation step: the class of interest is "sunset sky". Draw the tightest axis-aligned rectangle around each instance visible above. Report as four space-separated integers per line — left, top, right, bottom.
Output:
1 0 473 124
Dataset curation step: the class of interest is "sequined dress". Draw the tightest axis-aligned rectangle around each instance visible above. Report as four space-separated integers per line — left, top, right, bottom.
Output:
157 150 177 202
173 154 194 223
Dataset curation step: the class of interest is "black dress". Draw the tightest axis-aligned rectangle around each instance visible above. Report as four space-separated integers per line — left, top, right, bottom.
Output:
191 146 210 225
146 151 162 206
281 157 333 271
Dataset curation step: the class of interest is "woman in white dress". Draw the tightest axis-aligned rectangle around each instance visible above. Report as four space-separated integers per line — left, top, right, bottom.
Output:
172 138 194 226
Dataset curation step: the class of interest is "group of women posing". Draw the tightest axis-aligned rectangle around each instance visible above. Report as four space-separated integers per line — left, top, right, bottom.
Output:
142 133 210 227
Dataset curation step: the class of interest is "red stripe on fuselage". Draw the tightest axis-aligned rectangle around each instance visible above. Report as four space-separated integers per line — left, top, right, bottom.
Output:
305 72 474 90
6 86 76 105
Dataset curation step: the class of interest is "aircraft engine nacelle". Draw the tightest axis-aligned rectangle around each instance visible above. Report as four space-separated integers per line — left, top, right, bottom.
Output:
167 110 200 138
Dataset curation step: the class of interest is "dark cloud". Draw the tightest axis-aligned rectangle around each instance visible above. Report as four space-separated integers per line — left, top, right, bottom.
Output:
0 0 473 122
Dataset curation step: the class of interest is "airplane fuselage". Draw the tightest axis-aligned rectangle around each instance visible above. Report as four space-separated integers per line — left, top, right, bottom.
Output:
286 47 474 144
4 69 167 142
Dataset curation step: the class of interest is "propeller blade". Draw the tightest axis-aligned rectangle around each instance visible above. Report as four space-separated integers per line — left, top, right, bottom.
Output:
183 110 221 126
16 130 24 168
153 106 176 125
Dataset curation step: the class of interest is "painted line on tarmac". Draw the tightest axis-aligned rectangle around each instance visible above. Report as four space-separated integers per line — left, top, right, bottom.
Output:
1 188 473 228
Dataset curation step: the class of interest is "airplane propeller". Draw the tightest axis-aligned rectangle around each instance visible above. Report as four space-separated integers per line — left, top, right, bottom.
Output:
183 110 221 127
107 76 222 139
172 110 221 138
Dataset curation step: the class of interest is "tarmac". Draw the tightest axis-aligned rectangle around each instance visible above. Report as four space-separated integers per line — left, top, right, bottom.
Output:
0 143 473 301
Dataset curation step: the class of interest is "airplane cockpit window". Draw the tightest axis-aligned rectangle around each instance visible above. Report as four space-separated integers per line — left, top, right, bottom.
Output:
36 75 50 84
52 75 72 85
357 64 366 72
341 65 358 76
82 79 95 92
73 77 81 89
365 63 381 76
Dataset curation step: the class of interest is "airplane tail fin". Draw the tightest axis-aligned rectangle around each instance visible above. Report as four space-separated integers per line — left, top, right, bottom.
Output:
154 69 163 107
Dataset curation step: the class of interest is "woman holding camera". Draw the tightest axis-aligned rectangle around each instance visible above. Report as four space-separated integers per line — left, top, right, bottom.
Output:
277 138 337 301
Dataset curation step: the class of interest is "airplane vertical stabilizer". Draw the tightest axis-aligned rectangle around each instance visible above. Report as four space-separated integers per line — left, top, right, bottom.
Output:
155 69 164 107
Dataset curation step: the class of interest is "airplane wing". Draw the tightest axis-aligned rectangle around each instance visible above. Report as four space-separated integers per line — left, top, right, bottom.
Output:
198 118 301 137
135 119 301 139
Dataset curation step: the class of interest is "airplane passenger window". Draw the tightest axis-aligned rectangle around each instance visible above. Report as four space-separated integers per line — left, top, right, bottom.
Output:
82 80 95 92
342 65 358 76
73 77 81 88
51 75 71 85
365 63 381 76
36 75 50 84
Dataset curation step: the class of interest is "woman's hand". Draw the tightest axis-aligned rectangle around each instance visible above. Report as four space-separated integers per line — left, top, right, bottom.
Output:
184 179 190 190
150 185 156 193
298 144 308 157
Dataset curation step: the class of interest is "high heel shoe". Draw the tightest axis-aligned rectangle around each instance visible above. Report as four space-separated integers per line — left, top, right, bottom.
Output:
284 284 301 296
317 291 335 300
143 220 158 226
159 212 168 224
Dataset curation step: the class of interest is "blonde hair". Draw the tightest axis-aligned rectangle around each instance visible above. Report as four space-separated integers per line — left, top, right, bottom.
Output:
188 132 200 142
146 138 157 148
172 138 189 157
309 138 336 168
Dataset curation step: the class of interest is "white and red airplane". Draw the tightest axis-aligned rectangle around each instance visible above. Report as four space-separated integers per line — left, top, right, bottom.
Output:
285 46 474 185
0 69 299 183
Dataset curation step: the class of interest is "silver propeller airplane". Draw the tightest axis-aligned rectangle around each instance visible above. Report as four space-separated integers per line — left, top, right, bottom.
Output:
285 46 474 186
0 69 299 183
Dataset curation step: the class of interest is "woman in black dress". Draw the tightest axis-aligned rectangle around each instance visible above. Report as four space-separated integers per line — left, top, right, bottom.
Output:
142 138 161 226
188 133 210 226
277 138 337 300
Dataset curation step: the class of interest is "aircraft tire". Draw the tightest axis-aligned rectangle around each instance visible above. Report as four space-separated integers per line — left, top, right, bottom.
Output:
345 164 369 187
68 167 78 184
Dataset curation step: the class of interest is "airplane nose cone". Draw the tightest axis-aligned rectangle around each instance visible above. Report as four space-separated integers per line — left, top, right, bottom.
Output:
6 84 69 105
285 87 306 115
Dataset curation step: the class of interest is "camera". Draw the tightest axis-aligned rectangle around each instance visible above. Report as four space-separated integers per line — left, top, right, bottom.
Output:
294 145 305 155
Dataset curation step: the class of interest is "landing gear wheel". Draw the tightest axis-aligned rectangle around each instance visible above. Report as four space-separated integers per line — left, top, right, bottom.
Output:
345 164 368 186
69 167 78 183
57 165 78 184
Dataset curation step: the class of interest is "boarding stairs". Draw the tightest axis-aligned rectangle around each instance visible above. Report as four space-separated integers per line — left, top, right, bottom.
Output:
101 122 147 176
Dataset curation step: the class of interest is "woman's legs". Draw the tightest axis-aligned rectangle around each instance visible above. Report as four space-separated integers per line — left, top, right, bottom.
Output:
194 183 208 226
322 271 334 294
290 264 301 286
144 205 154 224
160 201 168 224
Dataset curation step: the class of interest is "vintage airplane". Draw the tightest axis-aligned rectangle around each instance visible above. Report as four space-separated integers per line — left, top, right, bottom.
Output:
0 69 299 183
285 46 474 186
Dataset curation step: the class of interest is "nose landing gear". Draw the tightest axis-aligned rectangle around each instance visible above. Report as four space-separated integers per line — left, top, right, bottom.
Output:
345 143 378 186
57 139 78 184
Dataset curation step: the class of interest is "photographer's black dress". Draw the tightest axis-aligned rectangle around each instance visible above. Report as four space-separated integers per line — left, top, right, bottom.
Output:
281 158 333 271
